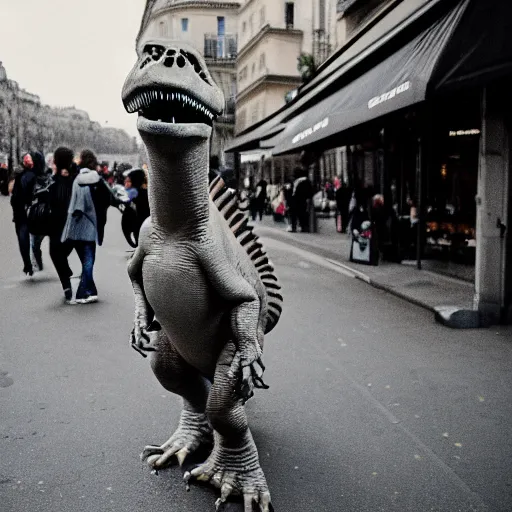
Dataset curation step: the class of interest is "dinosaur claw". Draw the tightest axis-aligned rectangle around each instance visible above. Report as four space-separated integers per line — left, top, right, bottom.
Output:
131 344 148 358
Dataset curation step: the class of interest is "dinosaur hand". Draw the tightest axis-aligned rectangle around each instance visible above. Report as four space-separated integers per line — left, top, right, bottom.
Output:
130 321 156 358
231 346 268 403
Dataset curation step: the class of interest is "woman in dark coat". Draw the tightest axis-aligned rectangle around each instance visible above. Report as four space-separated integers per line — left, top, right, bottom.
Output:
49 147 76 302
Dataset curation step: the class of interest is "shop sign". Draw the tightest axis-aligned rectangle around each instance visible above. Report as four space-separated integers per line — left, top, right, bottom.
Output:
292 117 329 145
368 81 411 109
448 129 480 136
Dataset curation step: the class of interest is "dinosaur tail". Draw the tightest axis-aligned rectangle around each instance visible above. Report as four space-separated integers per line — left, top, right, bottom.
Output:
209 176 283 334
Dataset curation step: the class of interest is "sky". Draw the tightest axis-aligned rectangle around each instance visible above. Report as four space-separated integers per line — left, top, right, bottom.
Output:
0 0 147 137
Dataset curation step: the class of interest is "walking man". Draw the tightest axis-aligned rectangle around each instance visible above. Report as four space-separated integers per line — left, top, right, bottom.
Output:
10 154 37 276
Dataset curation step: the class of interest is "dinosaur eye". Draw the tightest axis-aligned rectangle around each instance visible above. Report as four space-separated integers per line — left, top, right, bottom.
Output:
142 44 165 61
179 49 211 85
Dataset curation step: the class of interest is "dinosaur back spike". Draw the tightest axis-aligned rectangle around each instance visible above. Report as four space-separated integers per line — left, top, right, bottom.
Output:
209 177 282 334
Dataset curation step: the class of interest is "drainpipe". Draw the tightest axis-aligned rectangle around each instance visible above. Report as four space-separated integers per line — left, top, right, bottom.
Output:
416 135 423 270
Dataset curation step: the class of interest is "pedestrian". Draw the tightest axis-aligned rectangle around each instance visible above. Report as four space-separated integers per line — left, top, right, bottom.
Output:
10 153 37 276
30 150 51 271
293 168 314 232
254 176 268 221
124 176 139 201
0 162 9 196
283 175 296 232
49 147 76 303
61 149 111 304
335 182 351 233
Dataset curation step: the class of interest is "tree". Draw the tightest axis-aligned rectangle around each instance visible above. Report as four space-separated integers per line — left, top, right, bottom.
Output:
297 53 317 84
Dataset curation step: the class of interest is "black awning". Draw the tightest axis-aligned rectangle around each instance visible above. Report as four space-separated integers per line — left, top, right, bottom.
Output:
226 0 445 154
271 0 468 156
431 0 512 92
224 116 286 153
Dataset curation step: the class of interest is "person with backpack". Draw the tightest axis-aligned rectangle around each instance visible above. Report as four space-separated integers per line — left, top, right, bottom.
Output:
10 153 37 277
29 150 52 271
48 147 76 303
61 150 111 304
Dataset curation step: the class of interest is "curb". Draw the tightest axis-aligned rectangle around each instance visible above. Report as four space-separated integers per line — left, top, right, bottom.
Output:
255 224 476 321
325 258 435 313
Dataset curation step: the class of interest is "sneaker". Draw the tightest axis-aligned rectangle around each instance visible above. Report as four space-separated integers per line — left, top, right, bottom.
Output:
76 295 98 304
64 288 73 301
65 299 77 305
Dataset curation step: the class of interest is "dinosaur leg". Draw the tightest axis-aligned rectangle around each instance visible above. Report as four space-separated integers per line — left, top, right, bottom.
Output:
186 343 271 512
141 330 213 469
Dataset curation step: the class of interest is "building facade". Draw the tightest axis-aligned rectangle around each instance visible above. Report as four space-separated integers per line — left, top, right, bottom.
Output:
137 0 241 167
235 0 339 135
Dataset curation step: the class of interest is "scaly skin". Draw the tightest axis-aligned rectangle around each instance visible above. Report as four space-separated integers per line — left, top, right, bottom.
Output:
122 40 278 512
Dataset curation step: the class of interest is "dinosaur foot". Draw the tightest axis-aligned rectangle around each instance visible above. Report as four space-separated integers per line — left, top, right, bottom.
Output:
141 410 212 470
184 434 271 512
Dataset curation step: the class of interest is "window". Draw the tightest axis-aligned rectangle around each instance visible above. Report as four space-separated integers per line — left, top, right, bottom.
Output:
260 6 266 26
251 102 259 124
159 21 167 37
319 0 326 31
259 53 266 70
249 13 254 35
238 109 247 130
181 18 188 32
242 21 246 33
285 3 294 29
217 16 225 36
238 66 248 83
252 62 256 77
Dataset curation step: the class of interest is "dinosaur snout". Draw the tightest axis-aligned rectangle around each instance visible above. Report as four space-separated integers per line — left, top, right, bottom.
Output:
122 39 225 119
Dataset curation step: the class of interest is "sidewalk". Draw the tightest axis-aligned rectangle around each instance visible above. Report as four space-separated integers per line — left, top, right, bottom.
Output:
253 215 476 323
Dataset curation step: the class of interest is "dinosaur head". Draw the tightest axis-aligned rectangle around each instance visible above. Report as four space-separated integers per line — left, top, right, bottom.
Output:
122 40 224 138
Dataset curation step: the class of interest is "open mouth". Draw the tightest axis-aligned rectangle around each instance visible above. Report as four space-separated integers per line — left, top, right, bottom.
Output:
124 87 216 126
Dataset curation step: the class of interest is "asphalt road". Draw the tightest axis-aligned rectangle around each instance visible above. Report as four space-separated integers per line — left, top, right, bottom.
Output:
1 195 511 512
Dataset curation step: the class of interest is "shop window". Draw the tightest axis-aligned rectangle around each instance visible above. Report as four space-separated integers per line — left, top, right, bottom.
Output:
285 3 295 29
181 18 189 32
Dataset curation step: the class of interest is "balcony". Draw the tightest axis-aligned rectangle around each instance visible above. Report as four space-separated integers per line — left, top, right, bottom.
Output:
216 97 236 125
204 34 237 61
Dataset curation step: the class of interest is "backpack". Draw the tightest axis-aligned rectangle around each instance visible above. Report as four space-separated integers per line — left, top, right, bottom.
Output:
27 175 53 236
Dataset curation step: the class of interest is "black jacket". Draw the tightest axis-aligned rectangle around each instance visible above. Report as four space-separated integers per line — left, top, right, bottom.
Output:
11 168 36 223
49 174 75 236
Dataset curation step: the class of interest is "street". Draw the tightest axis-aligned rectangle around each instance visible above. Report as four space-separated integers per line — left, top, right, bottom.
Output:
1 195 511 512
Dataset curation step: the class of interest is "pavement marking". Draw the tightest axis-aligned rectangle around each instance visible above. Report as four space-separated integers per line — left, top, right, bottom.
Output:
336 361 489 509
261 238 358 279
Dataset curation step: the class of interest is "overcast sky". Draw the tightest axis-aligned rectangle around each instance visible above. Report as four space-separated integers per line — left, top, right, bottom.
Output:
0 0 146 137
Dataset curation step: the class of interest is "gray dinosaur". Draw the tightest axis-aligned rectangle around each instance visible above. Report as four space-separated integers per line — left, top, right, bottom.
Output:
122 40 283 512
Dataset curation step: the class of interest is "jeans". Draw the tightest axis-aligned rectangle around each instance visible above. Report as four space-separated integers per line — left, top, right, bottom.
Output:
31 234 45 270
74 241 97 299
49 234 73 293
15 221 32 273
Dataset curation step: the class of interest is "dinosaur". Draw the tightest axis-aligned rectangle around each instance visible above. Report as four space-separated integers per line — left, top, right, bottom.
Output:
121 40 283 512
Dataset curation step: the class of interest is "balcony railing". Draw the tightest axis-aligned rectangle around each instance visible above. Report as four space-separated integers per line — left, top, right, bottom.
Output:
204 34 237 60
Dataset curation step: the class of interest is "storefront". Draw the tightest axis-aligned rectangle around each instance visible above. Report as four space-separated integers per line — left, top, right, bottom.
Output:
226 0 512 321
